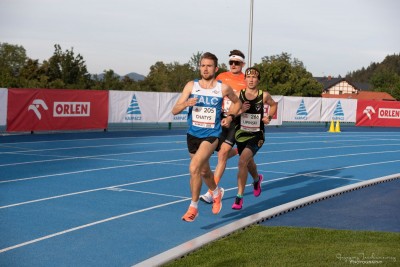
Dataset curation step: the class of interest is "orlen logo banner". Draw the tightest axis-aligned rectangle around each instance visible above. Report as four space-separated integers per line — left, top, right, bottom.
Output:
356 100 400 127
7 88 108 132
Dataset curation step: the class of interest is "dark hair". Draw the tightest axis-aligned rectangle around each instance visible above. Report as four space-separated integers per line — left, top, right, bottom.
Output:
245 67 261 80
200 52 218 67
229 49 245 59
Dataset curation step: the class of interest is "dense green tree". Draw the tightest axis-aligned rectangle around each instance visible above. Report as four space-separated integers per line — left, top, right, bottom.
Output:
91 69 121 90
0 43 28 87
141 61 196 92
2 42 398 98
255 52 322 96
346 54 400 100
43 44 92 89
120 75 141 91
189 51 202 73
370 69 400 100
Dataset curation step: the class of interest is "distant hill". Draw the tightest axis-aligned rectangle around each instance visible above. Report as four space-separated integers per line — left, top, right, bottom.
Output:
124 72 146 81
92 72 145 81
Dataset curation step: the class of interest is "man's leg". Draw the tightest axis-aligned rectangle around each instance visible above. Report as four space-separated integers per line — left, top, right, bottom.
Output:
232 147 253 210
182 139 217 222
214 142 233 185
194 139 224 214
236 148 254 196
189 140 217 201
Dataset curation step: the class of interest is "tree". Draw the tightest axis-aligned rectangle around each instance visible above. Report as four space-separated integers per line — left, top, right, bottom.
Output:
0 43 28 87
189 51 202 72
91 69 122 90
346 54 400 100
255 52 322 96
370 70 400 100
44 44 92 89
141 61 196 92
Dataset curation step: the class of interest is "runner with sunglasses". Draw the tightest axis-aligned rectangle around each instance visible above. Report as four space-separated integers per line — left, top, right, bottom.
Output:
200 49 246 204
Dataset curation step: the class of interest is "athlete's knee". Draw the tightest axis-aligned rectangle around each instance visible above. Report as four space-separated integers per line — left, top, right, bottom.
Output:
189 161 201 176
238 157 249 169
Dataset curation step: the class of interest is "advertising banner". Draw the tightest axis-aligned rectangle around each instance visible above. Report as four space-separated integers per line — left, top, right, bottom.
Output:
0 88 7 126
7 89 108 132
320 98 357 122
264 95 283 126
108 91 285 125
356 100 400 127
283 97 322 122
108 91 181 123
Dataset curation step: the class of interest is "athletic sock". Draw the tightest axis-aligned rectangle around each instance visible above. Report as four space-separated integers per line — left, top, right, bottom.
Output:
236 194 243 198
212 186 220 197
190 201 198 208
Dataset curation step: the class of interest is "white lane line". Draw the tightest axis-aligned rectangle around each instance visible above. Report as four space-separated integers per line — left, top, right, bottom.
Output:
0 148 187 167
0 173 188 209
2 158 399 210
106 188 187 199
256 149 400 166
2 145 399 184
259 143 400 154
0 134 186 146
1 161 398 253
0 141 185 154
2 142 399 168
0 198 189 254
0 158 190 184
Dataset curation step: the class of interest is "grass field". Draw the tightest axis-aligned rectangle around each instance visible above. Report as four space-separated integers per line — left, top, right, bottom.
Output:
164 226 399 266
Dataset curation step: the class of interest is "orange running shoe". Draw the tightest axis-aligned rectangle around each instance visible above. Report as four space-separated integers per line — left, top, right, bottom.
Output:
212 187 224 214
182 206 198 222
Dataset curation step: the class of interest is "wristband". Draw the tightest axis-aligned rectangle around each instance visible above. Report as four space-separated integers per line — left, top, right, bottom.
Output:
268 115 273 121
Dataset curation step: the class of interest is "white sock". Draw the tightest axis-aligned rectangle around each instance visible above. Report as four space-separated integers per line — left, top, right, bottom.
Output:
190 201 198 208
212 186 220 197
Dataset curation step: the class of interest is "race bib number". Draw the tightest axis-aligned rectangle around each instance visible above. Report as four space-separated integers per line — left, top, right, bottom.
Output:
240 113 261 132
192 106 217 128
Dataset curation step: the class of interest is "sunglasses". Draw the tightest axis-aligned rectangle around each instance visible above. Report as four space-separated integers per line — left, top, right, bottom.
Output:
229 61 242 66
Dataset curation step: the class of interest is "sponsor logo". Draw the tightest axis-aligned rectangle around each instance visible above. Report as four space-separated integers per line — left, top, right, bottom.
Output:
53 102 90 117
196 95 219 106
363 106 376 120
295 99 308 120
332 100 345 121
125 94 142 121
378 108 400 119
28 99 48 120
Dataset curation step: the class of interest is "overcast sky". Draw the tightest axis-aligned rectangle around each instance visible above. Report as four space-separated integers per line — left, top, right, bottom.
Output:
1 0 399 77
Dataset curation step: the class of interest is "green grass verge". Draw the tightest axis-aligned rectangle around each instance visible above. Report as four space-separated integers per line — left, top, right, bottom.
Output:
164 226 399 266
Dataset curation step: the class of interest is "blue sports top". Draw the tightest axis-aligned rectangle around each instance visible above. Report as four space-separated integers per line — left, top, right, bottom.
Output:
187 79 223 138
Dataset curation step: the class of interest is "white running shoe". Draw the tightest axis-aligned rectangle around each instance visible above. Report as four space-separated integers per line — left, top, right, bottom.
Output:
199 191 213 204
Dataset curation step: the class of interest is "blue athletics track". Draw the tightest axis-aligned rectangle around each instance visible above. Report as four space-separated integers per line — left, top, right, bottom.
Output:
0 125 399 266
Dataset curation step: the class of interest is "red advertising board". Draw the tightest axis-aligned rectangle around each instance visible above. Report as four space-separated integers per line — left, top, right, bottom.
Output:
356 100 400 127
7 89 109 132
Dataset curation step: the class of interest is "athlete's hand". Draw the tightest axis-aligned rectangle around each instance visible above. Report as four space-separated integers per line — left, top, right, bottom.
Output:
186 97 198 107
262 116 271 125
221 117 231 128
241 101 250 112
